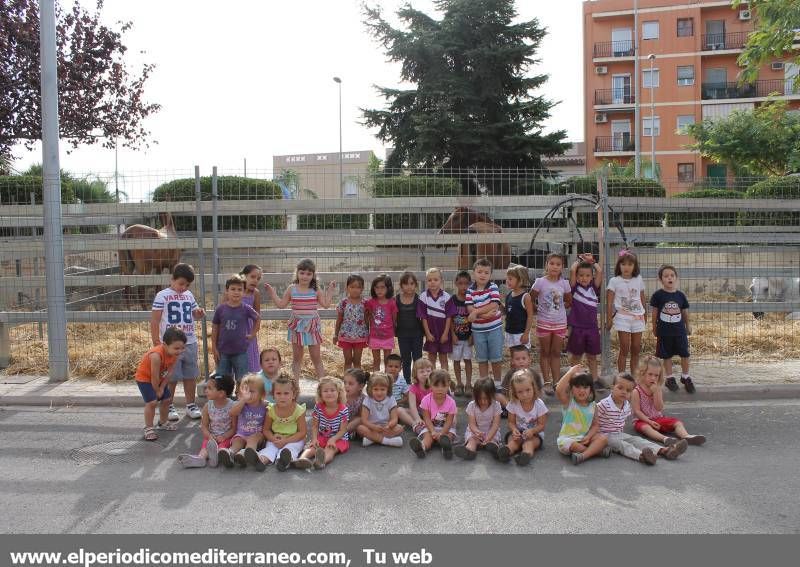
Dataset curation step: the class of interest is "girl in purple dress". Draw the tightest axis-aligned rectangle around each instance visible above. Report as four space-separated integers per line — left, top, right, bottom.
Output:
240 265 263 373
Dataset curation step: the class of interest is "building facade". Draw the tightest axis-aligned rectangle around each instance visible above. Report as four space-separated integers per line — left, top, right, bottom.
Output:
583 0 799 192
272 150 375 200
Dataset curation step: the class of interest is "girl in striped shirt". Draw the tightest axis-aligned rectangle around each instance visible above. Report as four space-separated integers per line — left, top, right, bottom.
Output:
297 376 350 470
264 259 336 380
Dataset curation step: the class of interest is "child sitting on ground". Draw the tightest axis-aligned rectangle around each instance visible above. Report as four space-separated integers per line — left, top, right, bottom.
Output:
356 373 405 448
554 365 610 466
408 369 457 459
344 368 368 438
297 376 350 470
454 378 507 461
219 374 267 469
505 369 548 466
178 374 236 468
253 375 307 471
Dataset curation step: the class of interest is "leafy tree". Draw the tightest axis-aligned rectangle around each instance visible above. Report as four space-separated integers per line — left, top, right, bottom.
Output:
685 98 800 176
735 0 800 88
361 0 568 172
21 164 120 203
0 0 159 161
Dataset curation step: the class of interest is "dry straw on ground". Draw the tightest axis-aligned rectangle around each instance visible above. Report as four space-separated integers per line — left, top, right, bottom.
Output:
4 314 799 382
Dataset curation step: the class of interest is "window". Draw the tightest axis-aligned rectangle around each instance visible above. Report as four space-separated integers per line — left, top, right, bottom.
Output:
676 115 695 134
677 18 694 37
343 179 358 198
677 65 695 86
643 21 659 40
643 116 661 136
678 163 695 182
643 69 660 88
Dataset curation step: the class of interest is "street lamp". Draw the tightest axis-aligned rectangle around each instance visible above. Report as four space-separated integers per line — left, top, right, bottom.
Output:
648 53 656 179
333 76 343 196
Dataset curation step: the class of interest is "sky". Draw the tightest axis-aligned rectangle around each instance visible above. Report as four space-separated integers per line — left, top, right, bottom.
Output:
12 0 585 186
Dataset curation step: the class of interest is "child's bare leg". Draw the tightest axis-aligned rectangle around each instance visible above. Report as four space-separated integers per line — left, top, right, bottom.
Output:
385 424 405 437
309 344 325 378
245 434 263 450
371 349 382 372
538 334 553 383
182 378 196 405
299 446 315 461
507 436 523 455
420 432 434 451
629 332 642 374
617 331 631 372
158 398 171 425
549 336 564 385
478 361 489 379
144 401 157 428
673 421 691 439
453 360 463 387
680 357 690 375
491 361 502 383
438 353 449 371
465 437 479 452
663 357 674 378
569 353 582 366
639 423 669 444
324 445 337 464
229 437 245 454
352 348 363 369
291 343 304 381
586 354 599 381
347 417 362 433
573 435 607 460
522 436 541 456
427 352 437 367
198 446 209 459
464 360 473 388
343 347 354 370
382 349 392 369
396 407 415 428
356 424 384 443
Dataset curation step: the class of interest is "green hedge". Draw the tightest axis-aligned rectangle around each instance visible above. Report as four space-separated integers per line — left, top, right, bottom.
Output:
665 189 744 227
152 176 284 231
742 176 800 226
297 214 370 230
554 176 666 227
373 176 460 229
0 175 76 204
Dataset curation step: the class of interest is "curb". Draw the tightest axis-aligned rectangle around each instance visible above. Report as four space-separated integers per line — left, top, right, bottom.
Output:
2 385 800 408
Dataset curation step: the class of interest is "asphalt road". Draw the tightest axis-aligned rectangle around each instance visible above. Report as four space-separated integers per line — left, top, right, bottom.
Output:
0 399 798 534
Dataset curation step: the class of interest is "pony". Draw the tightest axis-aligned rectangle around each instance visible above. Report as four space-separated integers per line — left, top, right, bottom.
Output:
438 207 512 271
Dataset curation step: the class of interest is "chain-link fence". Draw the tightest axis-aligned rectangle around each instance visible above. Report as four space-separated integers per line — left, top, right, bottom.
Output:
1 167 798 381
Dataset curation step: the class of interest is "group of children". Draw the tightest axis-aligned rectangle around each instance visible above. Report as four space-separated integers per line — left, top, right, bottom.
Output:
136 253 704 469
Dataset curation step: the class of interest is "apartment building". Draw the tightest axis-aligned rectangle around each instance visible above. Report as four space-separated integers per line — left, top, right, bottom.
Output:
272 150 375 200
584 0 799 191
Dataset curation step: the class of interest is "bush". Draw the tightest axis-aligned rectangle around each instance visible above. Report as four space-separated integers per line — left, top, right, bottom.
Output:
373 176 460 229
152 176 284 231
297 214 370 230
742 176 800 226
665 189 744 227
554 176 666 227
0 175 76 204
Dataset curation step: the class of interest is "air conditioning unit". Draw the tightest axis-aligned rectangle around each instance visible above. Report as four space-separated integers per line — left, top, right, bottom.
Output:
595 65 608 75
772 62 785 71
594 113 608 123
739 9 751 21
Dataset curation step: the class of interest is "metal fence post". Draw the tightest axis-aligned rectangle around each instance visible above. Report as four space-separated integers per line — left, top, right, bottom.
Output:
195 167 210 383
40 0 68 381
211 166 219 308
31 192 43 339
597 171 612 378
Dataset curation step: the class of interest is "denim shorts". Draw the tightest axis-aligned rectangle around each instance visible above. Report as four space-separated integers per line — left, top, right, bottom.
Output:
216 352 249 382
170 341 199 382
137 380 173 403
472 327 504 363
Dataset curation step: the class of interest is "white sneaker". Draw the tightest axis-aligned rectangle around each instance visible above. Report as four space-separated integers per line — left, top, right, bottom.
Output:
167 404 180 422
382 436 403 447
186 403 202 420
362 437 374 447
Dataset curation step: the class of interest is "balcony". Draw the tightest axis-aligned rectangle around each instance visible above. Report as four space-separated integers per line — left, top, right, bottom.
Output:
594 88 636 105
701 31 752 51
593 40 634 58
701 79 799 100
594 135 635 153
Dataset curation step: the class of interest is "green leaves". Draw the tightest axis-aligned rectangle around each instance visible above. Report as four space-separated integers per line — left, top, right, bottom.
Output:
735 0 800 86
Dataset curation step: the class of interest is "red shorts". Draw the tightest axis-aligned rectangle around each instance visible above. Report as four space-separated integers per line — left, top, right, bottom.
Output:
317 436 350 454
633 416 680 434
201 437 232 450
337 338 368 350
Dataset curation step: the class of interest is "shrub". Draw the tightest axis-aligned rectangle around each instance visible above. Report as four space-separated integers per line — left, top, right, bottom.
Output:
553 176 666 227
665 189 744 227
152 176 284 231
373 176 460 229
741 176 800 226
0 175 76 204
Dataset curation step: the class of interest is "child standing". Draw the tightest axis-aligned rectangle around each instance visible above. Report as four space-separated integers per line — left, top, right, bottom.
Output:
365 274 398 372
356 373 405 447
150 263 205 422
466 258 504 385
178 374 236 468
264 258 336 380
297 376 350 470
240 264 263 373
607 250 647 374
417 267 455 370
454 378 507 461
212 274 261 384
567 254 603 390
135 328 187 441
554 365 610 466
219 374 267 468
596 372 688 465
505 369 548 466
632 356 706 445
408 369 457 459
344 368 368 437
257 347 282 403
650 265 694 393
254 375 308 471
334 274 368 370
504 264 533 349
395 271 425 382
531 252 572 396
448 271 473 395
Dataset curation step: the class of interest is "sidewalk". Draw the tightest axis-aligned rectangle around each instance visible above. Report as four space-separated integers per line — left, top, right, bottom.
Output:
2 360 799 407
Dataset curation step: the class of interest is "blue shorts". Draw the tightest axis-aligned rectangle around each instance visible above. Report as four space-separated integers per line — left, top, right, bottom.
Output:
170 342 199 381
656 335 690 359
216 352 249 382
472 327 504 363
137 381 174 403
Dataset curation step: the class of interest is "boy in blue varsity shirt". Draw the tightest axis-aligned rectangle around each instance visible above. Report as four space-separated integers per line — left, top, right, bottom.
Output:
466 258 504 386
151 263 206 421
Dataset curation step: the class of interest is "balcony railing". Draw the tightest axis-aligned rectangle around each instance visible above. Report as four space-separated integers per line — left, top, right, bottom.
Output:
594 88 636 105
701 31 752 51
593 39 634 58
594 135 635 153
701 79 799 100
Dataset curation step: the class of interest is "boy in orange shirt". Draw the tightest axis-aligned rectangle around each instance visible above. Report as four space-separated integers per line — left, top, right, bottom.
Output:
135 328 187 441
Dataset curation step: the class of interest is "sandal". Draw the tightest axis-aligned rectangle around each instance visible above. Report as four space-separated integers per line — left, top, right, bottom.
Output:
143 426 158 441
543 381 555 396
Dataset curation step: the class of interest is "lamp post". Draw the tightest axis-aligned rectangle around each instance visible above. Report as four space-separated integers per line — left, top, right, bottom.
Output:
333 76 343 196
633 0 640 177
648 53 656 179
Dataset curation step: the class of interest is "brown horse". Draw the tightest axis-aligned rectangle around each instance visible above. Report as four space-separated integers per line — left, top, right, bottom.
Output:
439 207 512 270
119 212 181 309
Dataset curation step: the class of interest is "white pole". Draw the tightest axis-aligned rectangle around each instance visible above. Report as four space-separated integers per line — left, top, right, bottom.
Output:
634 0 641 178
333 76 343 196
649 54 656 178
40 0 69 381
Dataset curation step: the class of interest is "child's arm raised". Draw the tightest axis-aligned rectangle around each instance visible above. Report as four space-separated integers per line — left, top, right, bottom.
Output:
229 399 246 418
264 283 291 309
556 364 586 406
593 261 603 289
569 260 580 288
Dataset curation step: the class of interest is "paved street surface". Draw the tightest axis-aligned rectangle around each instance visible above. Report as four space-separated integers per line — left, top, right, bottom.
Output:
1 400 798 534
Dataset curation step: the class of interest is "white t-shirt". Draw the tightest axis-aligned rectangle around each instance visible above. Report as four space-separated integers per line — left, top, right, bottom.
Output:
152 288 199 344
506 398 548 439
607 275 646 318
